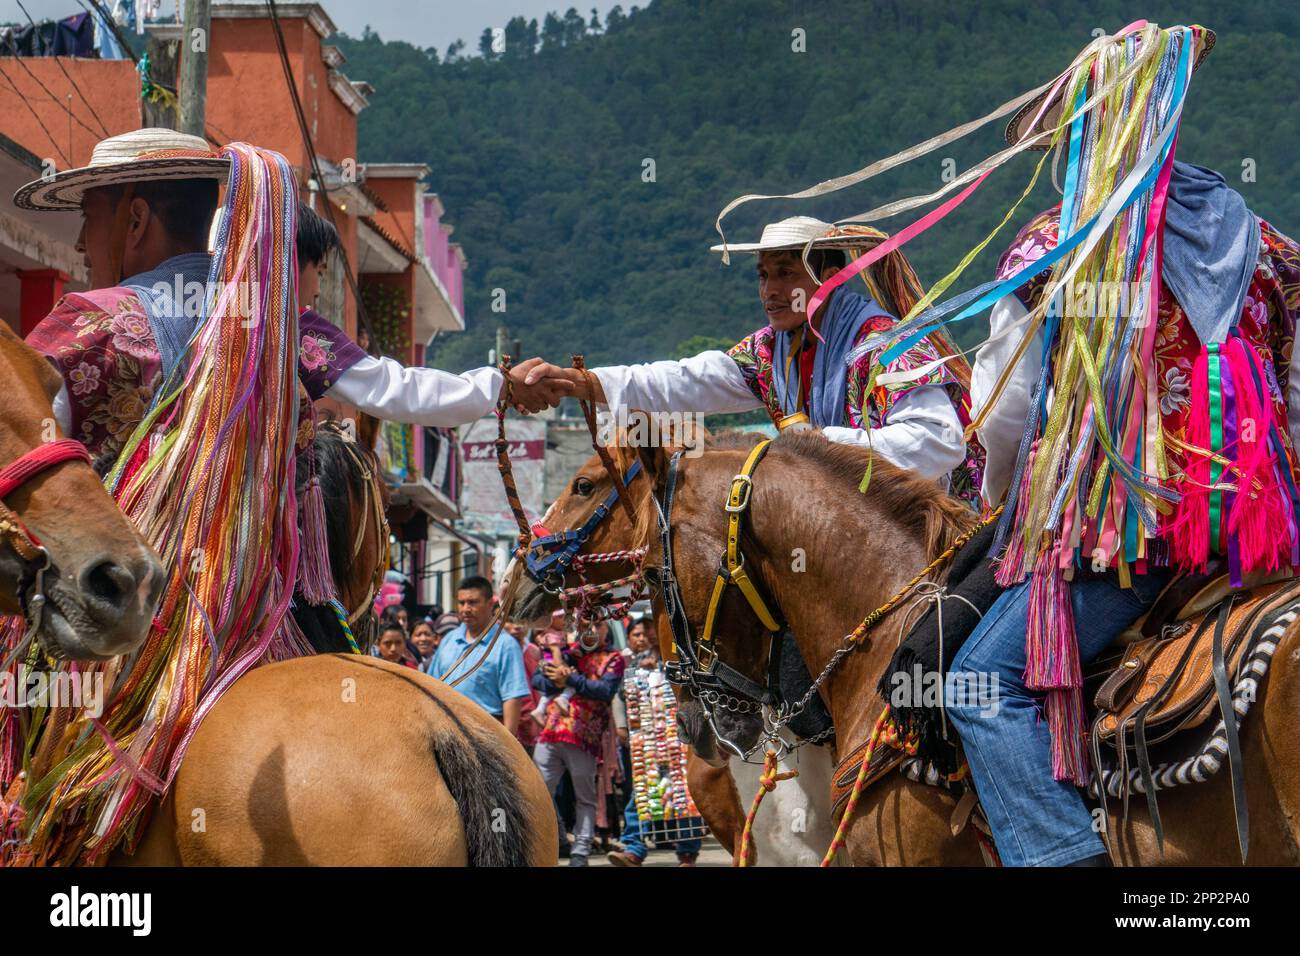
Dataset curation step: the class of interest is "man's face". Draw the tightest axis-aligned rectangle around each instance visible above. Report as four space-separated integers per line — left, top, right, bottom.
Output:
757 251 832 332
628 623 649 653
299 260 325 310
457 587 493 633
78 188 123 289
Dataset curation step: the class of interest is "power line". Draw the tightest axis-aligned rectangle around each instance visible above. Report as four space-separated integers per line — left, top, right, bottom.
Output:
15 0 111 138
0 31 104 145
0 58 71 166
265 0 376 344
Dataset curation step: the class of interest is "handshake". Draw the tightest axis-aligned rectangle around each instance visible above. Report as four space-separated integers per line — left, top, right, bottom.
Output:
505 358 606 414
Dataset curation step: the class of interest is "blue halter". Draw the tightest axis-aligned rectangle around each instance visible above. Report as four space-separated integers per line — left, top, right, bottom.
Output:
525 458 643 587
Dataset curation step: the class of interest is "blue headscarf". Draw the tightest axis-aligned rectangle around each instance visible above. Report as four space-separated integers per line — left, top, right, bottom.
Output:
1162 162 1259 346
770 286 890 427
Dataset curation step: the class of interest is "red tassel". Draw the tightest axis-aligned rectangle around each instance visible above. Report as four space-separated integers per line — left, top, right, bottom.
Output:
1168 349 1211 572
297 476 336 604
1224 339 1291 574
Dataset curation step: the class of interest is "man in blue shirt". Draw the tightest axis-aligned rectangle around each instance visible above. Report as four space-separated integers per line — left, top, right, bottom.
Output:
425 576 530 727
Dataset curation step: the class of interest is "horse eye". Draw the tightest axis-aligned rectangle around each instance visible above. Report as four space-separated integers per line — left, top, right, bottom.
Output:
574 477 595 496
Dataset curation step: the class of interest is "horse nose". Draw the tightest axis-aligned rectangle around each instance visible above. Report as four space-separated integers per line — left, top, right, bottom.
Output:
79 554 164 623
677 710 696 745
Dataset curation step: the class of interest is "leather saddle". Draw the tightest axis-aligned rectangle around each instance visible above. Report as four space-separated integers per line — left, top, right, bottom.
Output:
1088 572 1300 861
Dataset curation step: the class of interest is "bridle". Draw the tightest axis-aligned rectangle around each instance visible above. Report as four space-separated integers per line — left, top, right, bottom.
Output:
653 440 813 762
0 438 94 654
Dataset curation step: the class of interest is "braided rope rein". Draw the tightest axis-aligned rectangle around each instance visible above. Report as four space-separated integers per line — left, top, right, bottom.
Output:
736 749 799 867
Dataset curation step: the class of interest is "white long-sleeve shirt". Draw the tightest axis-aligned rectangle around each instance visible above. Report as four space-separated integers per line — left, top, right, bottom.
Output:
52 357 503 437
971 293 1300 508
593 350 966 481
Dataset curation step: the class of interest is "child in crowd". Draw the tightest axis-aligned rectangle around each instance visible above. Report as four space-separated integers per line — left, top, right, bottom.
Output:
530 613 576 725
378 625 416 668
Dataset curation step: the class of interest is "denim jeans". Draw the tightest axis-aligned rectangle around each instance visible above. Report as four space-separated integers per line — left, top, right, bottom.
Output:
946 567 1170 866
618 792 703 860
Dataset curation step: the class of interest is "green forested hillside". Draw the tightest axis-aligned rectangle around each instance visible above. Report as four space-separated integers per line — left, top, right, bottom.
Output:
336 1 1300 371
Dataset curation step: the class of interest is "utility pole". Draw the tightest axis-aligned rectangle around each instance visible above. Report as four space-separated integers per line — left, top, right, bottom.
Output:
494 325 516 365
178 0 211 138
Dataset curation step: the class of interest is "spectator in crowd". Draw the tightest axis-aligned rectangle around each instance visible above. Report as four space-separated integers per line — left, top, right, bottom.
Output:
411 618 440 670
532 620 626 866
426 576 530 728
377 624 417 669
505 619 544 751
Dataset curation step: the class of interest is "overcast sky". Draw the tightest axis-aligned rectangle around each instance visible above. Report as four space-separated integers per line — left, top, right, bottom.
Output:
7 1 626 53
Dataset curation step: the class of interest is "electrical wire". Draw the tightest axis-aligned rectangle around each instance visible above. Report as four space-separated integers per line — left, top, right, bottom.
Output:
265 0 376 344
15 0 111 138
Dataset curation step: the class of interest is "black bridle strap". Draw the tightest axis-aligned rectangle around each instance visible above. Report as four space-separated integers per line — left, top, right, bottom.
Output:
658 450 781 707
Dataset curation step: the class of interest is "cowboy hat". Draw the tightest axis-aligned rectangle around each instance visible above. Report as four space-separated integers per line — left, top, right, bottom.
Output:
13 128 230 211
1004 25 1216 150
709 216 886 255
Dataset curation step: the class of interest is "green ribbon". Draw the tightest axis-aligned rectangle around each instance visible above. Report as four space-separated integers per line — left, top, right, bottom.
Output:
1208 345 1224 555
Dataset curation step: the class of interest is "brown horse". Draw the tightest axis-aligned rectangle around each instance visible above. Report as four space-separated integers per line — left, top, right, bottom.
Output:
120 423 556 866
0 324 162 660
511 430 1300 865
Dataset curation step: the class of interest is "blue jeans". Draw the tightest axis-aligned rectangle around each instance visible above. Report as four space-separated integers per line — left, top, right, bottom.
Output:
619 793 702 860
946 568 1170 866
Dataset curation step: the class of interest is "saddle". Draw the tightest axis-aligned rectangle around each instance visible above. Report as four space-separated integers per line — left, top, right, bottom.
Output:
1089 574 1300 861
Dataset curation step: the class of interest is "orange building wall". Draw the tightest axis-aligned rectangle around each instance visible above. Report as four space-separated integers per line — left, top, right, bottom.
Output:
204 15 360 336
0 58 141 166
364 176 419 256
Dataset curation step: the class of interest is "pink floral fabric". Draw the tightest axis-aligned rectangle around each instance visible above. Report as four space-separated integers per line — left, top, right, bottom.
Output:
26 288 163 467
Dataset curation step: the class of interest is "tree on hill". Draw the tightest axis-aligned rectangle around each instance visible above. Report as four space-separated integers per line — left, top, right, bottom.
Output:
336 0 1300 373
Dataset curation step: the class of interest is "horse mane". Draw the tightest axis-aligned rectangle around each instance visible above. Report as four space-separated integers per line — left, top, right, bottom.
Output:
708 429 979 562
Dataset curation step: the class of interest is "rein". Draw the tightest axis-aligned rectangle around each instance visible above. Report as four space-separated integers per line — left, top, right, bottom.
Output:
445 356 643 688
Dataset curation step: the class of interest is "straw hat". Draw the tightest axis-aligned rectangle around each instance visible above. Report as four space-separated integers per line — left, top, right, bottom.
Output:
709 216 885 255
14 128 229 211
1004 26 1216 150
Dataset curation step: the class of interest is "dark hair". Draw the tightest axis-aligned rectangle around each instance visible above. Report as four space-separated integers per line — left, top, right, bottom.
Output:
297 202 340 269
379 623 406 640
103 178 219 250
456 576 494 600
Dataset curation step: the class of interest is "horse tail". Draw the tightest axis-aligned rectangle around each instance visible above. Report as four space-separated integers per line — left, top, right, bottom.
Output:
430 724 535 867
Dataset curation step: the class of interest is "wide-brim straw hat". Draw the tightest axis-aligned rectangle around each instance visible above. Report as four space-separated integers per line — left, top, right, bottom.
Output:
14 128 229 211
709 216 886 255
1005 26 1216 150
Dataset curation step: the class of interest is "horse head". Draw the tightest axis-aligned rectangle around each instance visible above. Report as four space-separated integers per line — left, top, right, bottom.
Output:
0 325 163 660
504 424 780 765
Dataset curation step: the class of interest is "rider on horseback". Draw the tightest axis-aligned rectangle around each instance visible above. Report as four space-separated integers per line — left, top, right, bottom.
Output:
948 25 1300 867
522 218 984 503
15 128 571 469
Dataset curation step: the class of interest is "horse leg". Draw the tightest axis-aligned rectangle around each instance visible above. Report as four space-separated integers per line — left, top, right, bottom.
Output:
686 753 746 862
842 776 985 866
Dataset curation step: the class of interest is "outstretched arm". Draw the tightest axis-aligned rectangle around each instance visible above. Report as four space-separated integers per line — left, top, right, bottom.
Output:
300 308 570 425
523 351 761 416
